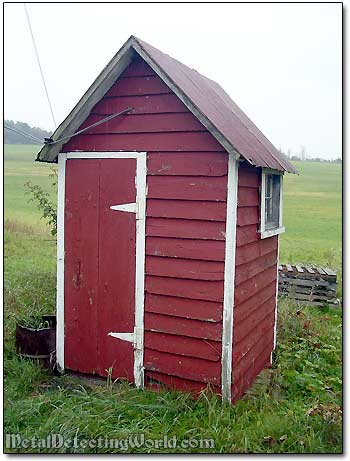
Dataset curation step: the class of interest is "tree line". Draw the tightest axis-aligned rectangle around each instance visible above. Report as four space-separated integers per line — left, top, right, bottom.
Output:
4 120 52 144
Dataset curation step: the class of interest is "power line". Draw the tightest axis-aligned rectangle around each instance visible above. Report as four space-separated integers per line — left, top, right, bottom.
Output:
4 123 43 144
45 107 133 145
24 3 57 129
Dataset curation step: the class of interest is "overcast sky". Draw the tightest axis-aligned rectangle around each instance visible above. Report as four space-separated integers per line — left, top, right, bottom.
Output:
4 3 342 159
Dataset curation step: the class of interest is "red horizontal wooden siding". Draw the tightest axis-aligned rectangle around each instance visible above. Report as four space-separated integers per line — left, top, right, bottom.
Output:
62 57 227 394
231 162 278 401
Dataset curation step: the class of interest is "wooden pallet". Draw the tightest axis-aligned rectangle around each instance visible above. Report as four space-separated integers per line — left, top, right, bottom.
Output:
278 264 339 307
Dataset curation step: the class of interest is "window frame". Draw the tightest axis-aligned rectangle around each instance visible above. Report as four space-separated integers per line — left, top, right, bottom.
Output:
260 168 285 239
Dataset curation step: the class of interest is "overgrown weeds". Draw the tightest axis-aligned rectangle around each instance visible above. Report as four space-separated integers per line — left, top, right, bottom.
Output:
4 273 342 453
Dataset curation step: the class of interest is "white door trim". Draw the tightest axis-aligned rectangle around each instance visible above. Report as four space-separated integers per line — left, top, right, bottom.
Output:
221 154 239 403
56 152 67 372
56 151 147 389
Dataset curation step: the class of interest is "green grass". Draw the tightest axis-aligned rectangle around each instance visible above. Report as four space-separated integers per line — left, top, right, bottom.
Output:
4 144 56 227
4 145 342 453
281 161 342 270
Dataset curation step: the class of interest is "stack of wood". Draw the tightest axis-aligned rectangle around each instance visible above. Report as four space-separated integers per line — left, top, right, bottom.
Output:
278 264 338 307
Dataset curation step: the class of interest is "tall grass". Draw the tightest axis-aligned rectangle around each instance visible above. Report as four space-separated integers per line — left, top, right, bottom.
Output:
4 221 342 453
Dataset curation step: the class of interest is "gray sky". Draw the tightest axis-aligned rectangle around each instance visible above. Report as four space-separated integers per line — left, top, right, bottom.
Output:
4 3 342 159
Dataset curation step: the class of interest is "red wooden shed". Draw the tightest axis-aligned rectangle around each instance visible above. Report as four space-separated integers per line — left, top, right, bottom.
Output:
37 36 296 403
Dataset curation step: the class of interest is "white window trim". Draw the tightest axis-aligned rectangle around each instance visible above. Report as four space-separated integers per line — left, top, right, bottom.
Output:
56 151 147 389
260 168 285 239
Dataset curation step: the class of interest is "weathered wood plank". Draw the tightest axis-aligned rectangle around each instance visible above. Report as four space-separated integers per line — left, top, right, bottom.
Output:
145 293 222 322
237 187 259 207
122 59 156 77
92 93 189 115
234 280 276 324
279 277 336 288
146 199 226 221
237 206 259 226
305 265 315 274
235 266 277 305
238 164 260 188
104 75 172 97
144 331 221 361
145 256 225 281
147 152 228 176
235 250 277 287
64 131 224 152
145 313 222 341
147 175 227 201
145 275 224 302
145 370 220 394
80 113 207 134
324 267 337 276
234 295 276 344
144 348 221 384
146 217 226 240
236 224 259 247
146 237 225 261
235 238 277 266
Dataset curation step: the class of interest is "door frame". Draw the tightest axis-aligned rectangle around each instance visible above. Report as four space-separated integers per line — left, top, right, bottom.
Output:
56 151 147 388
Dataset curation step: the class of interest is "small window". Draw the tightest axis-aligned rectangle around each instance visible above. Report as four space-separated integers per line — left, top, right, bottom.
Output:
260 170 285 239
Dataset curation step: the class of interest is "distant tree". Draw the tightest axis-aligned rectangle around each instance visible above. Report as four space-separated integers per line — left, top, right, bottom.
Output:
4 120 52 144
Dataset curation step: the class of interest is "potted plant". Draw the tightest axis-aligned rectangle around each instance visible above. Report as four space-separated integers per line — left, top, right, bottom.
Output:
16 314 56 368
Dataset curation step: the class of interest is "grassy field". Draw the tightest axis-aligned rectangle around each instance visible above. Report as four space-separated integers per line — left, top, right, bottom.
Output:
4 145 342 453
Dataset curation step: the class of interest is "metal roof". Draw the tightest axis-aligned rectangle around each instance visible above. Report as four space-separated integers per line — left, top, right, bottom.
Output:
37 36 297 173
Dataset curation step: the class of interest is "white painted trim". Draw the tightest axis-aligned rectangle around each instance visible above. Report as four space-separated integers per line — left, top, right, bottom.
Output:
261 226 285 239
271 235 280 362
221 155 239 403
134 153 147 388
66 152 143 159
279 175 284 228
56 152 67 372
62 151 147 388
110 203 137 213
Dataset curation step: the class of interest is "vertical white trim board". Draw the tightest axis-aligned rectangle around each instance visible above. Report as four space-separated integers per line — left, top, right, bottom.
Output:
134 153 147 388
221 155 239 403
56 152 67 372
59 151 147 389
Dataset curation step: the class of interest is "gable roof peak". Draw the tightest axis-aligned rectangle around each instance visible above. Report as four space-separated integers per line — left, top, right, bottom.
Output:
37 36 296 173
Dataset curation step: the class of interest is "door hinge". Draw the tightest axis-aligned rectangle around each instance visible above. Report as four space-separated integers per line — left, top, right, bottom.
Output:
108 326 143 350
109 197 145 221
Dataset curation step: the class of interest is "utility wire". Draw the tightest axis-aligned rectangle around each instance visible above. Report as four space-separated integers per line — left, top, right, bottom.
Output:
4 122 43 143
24 3 57 129
4 123 43 144
45 107 133 145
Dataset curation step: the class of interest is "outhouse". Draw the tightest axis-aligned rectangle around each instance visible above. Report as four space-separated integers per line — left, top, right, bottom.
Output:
37 36 296 403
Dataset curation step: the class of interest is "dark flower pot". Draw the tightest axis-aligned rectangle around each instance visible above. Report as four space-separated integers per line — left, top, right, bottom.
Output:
16 315 56 368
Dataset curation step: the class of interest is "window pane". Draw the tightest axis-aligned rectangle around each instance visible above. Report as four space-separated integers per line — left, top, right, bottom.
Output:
265 174 281 229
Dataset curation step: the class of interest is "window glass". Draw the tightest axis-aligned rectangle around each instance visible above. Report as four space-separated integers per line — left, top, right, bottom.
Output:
264 174 281 229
